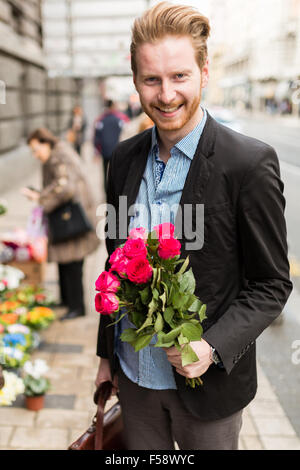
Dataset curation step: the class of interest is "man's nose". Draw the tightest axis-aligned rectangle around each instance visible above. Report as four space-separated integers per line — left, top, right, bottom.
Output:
158 80 176 104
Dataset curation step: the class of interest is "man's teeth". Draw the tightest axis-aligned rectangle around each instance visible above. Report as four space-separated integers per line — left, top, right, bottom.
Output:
158 106 181 112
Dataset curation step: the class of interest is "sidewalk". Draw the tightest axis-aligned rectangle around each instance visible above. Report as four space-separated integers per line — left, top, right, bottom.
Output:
0 141 300 450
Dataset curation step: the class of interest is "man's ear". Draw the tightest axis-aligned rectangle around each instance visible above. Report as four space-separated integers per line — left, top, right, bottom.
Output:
201 58 209 89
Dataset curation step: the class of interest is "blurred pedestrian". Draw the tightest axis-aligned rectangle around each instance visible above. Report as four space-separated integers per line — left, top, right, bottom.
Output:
67 106 87 156
93 100 130 191
95 2 292 450
22 128 99 321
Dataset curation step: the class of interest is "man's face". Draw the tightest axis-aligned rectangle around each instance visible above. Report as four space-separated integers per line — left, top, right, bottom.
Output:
133 35 208 134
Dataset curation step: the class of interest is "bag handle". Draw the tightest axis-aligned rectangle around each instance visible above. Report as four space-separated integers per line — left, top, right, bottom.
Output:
93 381 113 449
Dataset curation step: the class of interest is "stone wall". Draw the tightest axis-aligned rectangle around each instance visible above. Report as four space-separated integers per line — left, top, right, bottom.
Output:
0 1 82 191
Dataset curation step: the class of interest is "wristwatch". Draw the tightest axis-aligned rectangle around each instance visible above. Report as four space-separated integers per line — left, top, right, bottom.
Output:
210 346 221 365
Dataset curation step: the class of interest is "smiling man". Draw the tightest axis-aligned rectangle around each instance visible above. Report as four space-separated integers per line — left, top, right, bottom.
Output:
95 2 292 450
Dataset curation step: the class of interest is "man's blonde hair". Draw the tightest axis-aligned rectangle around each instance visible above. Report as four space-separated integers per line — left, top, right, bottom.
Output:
131 1 210 75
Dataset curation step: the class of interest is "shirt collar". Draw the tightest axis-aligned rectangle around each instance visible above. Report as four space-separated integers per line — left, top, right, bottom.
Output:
151 107 207 160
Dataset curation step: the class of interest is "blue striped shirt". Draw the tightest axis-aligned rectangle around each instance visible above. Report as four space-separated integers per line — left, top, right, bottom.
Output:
115 108 207 389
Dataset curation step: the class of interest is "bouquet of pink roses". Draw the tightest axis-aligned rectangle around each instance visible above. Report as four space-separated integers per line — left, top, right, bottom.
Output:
95 223 207 388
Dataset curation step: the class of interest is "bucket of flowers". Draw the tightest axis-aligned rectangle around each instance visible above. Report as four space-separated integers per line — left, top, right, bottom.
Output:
0 264 25 298
1 344 30 371
0 312 20 327
19 306 55 330
22 359 51 411
95 223 207 388
0 370 25 407
7 285 55 309
4 323 38 351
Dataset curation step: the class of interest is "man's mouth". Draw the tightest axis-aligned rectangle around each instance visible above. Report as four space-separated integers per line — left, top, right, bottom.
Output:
154 104 184 116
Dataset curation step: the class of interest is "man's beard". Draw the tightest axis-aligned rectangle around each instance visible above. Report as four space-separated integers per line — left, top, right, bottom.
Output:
140 92 202 132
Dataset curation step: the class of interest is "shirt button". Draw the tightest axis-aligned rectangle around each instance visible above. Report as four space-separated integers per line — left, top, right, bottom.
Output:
156 200 162 205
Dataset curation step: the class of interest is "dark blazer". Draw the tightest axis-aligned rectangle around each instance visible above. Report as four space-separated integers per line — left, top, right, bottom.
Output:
96 112 292 420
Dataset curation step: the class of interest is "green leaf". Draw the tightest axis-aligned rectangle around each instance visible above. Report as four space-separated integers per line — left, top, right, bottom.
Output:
159 291 167 311
163 306 175 326
188 298 202 312
152 288 159 300
198 304 207 322
181 322 203 341
178 333 189 346
160 281 169 299
151 268 158 290
148 297 158 316
179 268 196 294
177 255 190 276
136 315 153 333
139 286 151 305
134 333 153 352
154 332 174 348
162 325 182 343
171 292 190 310
154 312 164 333
120 328 137 342
181 343 199 367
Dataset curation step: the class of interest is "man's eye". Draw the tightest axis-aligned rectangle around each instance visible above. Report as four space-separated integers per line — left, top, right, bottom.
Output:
175 73 185 80
145 77 158 84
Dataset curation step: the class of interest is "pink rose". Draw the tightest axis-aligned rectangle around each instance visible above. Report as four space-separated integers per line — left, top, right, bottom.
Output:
95 292 119 315
127 257 153 284
128 227 148 241
110 256 129 278
123 238 148 259
158 237 181 259
95 271 120 293
153 223 175 240
109 247 124 266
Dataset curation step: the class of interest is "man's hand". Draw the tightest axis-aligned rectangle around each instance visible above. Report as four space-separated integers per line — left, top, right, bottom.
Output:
164 339 213 379
95 358 118 395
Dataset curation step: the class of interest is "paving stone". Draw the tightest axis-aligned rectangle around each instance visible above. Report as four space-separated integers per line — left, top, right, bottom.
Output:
44 394 76 409
79 366 98 381
240 410 257 436
46 366 80 381
0 427 13 446
0 408 35 427
260 436 300 450
255 417 296 437
238 437 245 450
8 394 76 410
10 427 68 450
49 378 93 396
74 395 96 413
51 352 97 369
255 382 278 401
242 436 264 450
248 398 286 418
36 409 89 429
38 341 83 353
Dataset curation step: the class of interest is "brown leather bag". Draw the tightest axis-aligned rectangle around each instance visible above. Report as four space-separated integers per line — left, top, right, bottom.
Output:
68 381 125 450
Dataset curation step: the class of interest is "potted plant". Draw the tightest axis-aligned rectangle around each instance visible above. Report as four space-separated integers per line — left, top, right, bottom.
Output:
22 359 50 411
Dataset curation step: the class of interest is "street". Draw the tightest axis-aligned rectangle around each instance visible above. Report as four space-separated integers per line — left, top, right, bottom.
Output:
238 113 300 436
